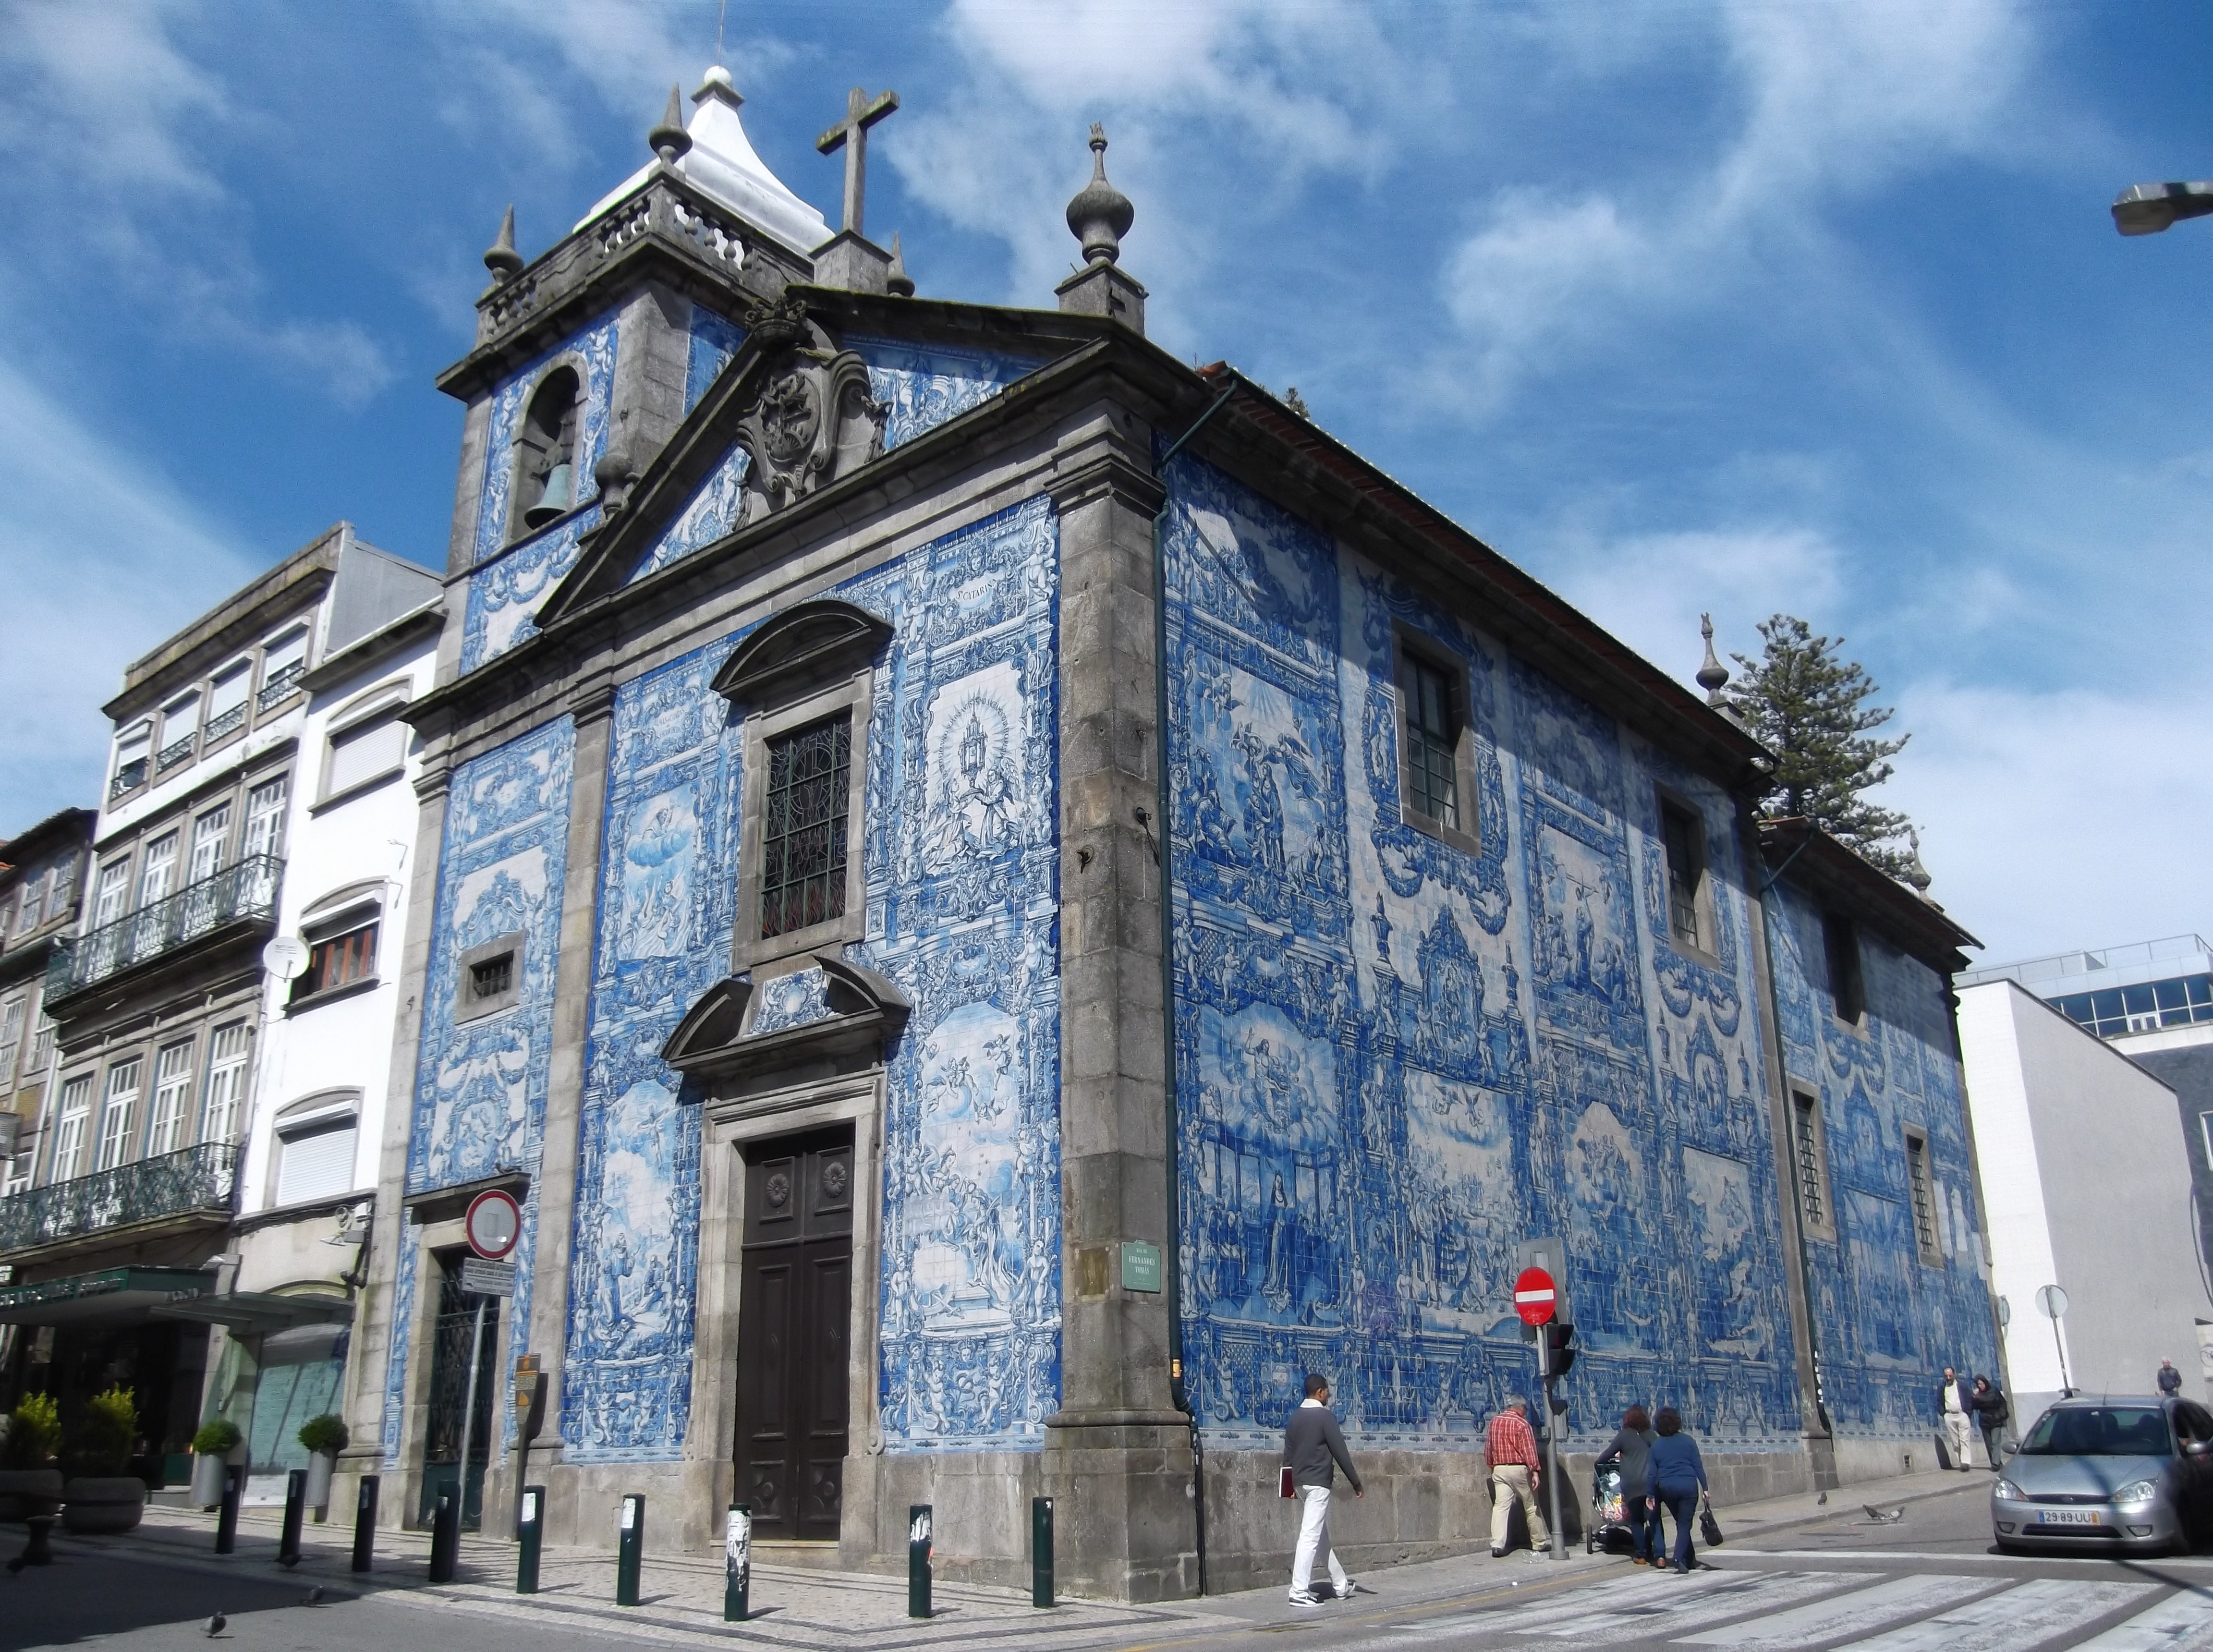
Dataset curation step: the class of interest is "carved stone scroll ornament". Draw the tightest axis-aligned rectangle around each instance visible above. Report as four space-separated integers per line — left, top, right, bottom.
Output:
731 296 887 521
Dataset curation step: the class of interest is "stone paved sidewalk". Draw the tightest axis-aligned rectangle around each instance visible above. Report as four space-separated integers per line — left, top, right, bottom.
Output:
12 1462 1988 1650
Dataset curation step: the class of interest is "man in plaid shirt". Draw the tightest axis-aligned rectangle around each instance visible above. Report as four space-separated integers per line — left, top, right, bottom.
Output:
1485 1397 1549 1555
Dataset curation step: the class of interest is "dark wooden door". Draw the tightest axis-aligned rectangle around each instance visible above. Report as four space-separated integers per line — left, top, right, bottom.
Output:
735 1127 853 1540
419 1250 499 1527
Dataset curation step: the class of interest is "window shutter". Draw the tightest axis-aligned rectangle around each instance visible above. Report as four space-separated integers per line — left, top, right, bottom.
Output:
326 717 406 795
277 1118 357 1205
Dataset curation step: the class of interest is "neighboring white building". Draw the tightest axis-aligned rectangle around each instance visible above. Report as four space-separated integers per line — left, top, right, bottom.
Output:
1957 979 2213 1423
221 585 441 1500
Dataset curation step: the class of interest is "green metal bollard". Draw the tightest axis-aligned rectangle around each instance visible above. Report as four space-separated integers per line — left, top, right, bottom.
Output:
908 1504 932 1619
516 1484 545 1594
351 1475 378 1573
278 1469 306 1567
615 1493 644 1606
428 1490 460 1584
215 1464 242 1555
1032 1496 1054 1607
724 1503 751 1621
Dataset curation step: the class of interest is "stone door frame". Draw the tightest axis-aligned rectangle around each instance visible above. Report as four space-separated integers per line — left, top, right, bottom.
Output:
692 1067 886 1541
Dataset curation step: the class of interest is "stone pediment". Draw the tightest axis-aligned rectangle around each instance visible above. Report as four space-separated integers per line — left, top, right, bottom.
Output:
710 598 891 708
534 295 888 629
660 952 910 1083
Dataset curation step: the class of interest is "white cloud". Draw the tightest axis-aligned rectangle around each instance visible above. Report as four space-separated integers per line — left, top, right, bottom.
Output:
1888 675 2213 962
0 356 255 830
0 0 394 404
1540 524 1847 691
1441 0 2034 411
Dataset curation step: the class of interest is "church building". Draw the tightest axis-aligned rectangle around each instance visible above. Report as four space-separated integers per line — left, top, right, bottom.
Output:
346 67 2002 1598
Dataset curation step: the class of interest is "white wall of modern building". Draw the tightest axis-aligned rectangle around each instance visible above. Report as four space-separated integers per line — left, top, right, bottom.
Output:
1958 979 2213 1424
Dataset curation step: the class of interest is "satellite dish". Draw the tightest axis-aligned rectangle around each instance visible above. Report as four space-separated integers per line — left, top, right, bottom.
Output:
263 936 310 981
1997 1294 2011 1328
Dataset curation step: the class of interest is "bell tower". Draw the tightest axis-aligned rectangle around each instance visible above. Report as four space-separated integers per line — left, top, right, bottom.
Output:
432 67 836 678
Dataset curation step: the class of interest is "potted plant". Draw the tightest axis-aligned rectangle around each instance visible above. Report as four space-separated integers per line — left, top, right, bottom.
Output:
62 1385 145 1533
189 1417 243 1509
0 1394 63 1520
297 1414 348 1513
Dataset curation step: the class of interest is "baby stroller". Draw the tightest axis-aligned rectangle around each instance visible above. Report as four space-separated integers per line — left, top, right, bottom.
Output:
1586 1458 1635 1555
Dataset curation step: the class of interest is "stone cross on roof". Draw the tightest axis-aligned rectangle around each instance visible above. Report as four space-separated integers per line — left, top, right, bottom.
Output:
815 86 899 239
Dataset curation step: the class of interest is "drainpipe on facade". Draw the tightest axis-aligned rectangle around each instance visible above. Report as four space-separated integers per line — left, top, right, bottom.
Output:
1147 370 1240 1597
1748 810 1838 1475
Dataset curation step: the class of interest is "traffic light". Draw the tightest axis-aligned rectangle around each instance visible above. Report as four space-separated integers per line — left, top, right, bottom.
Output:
1541 1321 1576 1379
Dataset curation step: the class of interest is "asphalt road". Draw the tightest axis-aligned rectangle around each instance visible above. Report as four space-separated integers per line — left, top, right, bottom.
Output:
18 1482 2213 1651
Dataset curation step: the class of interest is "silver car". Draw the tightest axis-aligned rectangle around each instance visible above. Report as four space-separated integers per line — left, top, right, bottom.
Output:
1992 1395 2213 1555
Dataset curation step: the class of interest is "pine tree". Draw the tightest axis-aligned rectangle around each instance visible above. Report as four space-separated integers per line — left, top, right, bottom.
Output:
1723 614 1915 875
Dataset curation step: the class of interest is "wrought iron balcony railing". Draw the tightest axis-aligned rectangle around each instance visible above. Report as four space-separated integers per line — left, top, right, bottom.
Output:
0 1140 239 1254
108 758 147 800
46 854 281 1002
256 662 304 713
203 703 246 745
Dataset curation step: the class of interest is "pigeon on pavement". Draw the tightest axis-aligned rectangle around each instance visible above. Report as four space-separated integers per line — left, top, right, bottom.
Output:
1863 1505 1905 1523
205 1612 228 1637
304 1585 326 1605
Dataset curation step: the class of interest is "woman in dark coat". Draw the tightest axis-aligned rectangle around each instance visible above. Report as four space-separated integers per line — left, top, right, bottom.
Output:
1597 1405 1659 1563
1647 1406 1709 1573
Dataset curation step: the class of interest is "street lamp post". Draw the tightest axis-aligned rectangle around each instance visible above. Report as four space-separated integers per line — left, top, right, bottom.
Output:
2113 180 2213 236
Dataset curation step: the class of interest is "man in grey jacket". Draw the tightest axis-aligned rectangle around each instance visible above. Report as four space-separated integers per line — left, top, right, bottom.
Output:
1283 1373 1363 1606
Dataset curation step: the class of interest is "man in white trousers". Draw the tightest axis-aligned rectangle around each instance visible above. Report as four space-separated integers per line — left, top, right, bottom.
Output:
1282 1373 1364 1607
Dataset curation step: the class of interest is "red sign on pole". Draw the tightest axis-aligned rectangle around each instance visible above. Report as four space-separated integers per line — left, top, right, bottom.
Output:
465 1189 523 1261
1514 1266 1558 1326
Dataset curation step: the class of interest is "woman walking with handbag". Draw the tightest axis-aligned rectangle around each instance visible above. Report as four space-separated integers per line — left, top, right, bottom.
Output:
1597 1406 1660 1564
1647 1407 1710 1574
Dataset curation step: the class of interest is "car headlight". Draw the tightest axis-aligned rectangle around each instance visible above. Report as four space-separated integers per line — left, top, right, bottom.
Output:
2114 1480 2160 1506
1994 1478 2026 1500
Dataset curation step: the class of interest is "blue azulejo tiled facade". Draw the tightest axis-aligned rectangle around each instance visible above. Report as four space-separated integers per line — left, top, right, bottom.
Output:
383 716 576 1467
1765 876 1999 1458
1162 451 1803 1457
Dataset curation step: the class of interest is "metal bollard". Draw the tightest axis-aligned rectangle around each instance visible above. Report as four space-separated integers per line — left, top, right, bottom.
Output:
215 1464 243 1555
908 1504 932 1619
615 1493 644 1607
352 1475 378 1573
278 1468 307 1567
1032 1496 1054 1608
724 1502 751 1621
516 1484 544 1594
428 1490 460 1583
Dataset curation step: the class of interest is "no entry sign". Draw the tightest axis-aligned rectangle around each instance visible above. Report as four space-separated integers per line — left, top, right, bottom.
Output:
465 1188 523 1261
1514 1266 1558 1326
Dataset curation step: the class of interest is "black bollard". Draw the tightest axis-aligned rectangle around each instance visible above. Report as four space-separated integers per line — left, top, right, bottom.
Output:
516 1485 544 1594
351 1475 378 1574
615 1494 644 1607
723 1502 750 1621
278 1468 307 1567
908 1504 932 1619
1032 1496 1054 1608
17 1515 54 1567
215 1464 243 1555
428 1490 460 1584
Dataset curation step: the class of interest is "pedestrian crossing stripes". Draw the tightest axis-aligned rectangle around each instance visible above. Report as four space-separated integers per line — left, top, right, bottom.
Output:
1680 1573 2003 1648
1422 1567 2179 1649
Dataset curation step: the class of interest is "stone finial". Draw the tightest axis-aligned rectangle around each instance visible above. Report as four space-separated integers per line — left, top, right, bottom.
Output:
483 205 524 282
886 231 915 297
1066 123 1134 266
650 85 693 165
1905 830 1933 895
1697 613 1730 707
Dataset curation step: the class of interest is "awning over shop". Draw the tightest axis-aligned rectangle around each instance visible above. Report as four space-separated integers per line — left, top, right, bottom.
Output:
0 1266 211 1325
153 1290 353 1332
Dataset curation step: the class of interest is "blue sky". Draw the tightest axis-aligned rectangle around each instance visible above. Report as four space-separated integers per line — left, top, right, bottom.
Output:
3 0 2209 964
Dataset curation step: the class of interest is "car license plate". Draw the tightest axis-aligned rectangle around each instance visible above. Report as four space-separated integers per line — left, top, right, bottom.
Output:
2037 1509 2103 1526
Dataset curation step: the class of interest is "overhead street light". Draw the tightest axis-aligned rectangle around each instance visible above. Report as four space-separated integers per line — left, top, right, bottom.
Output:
2112 180 2213 236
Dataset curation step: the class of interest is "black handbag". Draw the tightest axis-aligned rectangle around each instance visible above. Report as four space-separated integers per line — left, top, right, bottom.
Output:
1698 1494 1725 1548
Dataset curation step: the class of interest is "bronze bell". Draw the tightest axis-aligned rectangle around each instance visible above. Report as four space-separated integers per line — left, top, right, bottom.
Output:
524 462 572 529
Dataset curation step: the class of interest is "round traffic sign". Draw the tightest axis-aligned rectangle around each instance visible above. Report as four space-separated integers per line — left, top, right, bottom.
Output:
465 1189 522 1261
1514 1266 1558 1326
2036 1283 2069 1321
